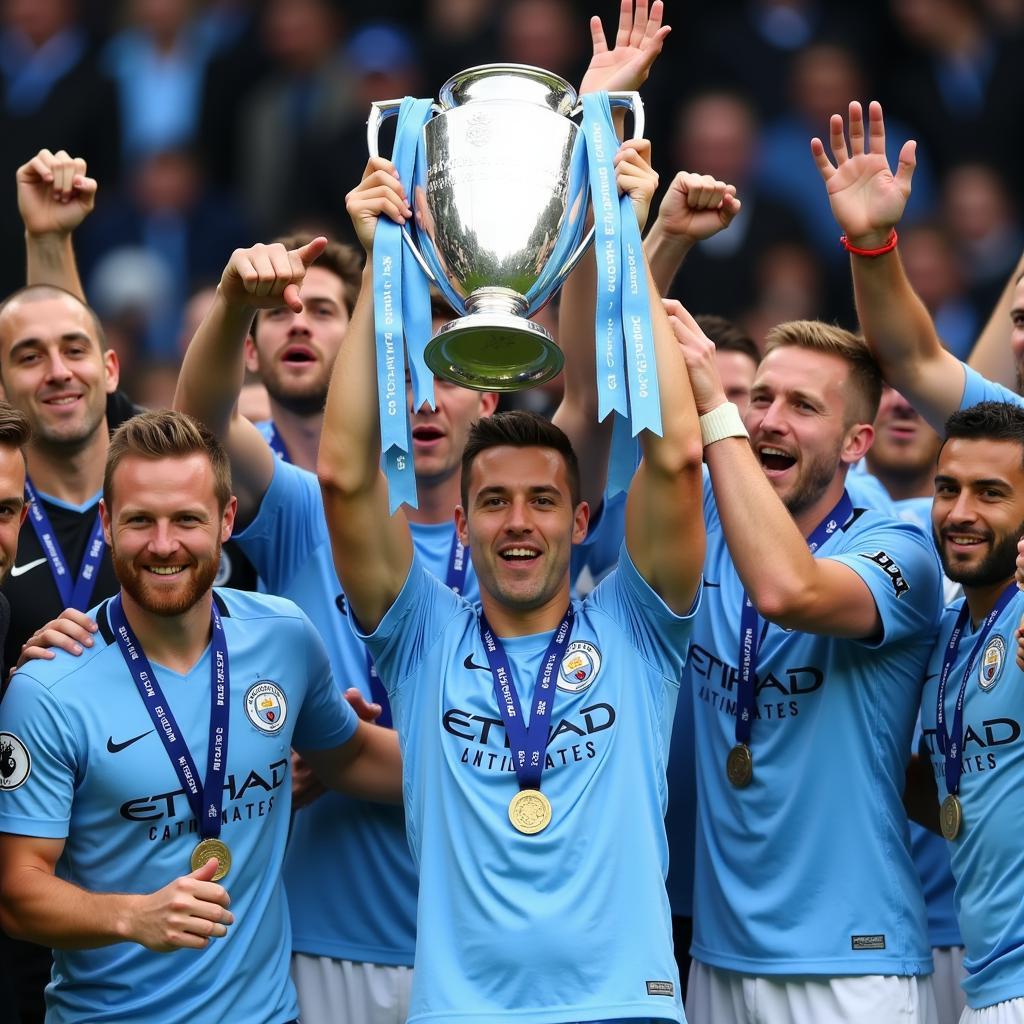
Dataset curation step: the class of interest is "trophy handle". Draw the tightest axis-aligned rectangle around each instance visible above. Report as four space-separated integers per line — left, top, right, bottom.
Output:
366 100 444 283
554 91 646 283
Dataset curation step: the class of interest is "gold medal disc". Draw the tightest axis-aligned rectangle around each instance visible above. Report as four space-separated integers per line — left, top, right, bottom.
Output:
726 744 753 788
508 789 552 835
191 837 232 881
940 794 963 841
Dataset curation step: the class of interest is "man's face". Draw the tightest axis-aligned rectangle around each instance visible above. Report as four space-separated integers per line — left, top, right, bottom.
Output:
744 346 868 518
102 454 236 617
411 380 498 486
933 437 1024 587
1010 277 1024 394
867 384 942 480
244 267 350 416
0 447 27 584
715 349 758 415
456 445 588 613
0 297 117 449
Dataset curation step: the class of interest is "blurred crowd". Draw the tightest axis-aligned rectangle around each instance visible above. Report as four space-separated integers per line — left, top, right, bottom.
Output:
2 0 1022 399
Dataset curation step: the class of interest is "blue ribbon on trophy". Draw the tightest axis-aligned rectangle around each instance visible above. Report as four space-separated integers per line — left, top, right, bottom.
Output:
373 97 435 513
581 92 662 497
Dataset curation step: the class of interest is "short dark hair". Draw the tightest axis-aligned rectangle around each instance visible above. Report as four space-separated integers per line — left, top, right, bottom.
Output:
0 285 108 350
460 410 580 508
105 410 232 511
0 401 30 451
696 314 759 364
943 401 1024 464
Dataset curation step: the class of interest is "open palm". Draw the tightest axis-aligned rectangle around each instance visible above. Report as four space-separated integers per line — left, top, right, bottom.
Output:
580 0 671 95
811 101 916 246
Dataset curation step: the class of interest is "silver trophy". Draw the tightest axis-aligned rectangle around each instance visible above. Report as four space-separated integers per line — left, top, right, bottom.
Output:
368 64 644 391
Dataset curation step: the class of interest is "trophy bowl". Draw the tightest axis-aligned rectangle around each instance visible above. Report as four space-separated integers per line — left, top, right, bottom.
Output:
368 64 643 391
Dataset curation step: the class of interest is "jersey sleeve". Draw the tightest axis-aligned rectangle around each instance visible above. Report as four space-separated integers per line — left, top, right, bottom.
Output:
291 614 358 751
352 555 465 700
0 673 78 838
233 459 325 590
824 518 943 648
960 363 1023 411
587 543 702 681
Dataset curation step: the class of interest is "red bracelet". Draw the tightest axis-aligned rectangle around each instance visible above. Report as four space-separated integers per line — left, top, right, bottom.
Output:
840 230 898 256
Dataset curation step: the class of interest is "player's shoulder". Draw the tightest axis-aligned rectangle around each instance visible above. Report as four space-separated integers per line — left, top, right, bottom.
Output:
214 587 311 628
839 506 935 553
9 625 119 703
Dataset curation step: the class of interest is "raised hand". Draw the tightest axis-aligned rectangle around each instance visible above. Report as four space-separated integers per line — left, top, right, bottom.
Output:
580 0 671 95
17 149 98 237
345 157 412 254
129 857 234 952
218 237 327 313
613 139 658 231
655 171 742 244
663 298 727 416
811 100 916 249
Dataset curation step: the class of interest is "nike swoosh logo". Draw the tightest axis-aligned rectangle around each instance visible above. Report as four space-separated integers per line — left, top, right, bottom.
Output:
10 557 47 577
703 580 720 588
106 730 154 753
464 655 490 672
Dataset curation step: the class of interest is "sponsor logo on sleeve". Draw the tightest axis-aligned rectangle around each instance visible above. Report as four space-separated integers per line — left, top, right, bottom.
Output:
244 681 288 734
979 635 1006 692
0 733 31 790
858 550 910 598
558 641 602 693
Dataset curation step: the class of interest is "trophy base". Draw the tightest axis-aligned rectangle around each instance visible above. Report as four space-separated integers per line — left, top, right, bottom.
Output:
424 313 563 392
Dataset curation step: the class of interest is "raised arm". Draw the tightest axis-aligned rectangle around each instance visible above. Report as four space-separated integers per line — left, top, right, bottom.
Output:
644 171 741 296
317 158 415 633
813 101 964 432
0 835 233 951
622 267 704 614
670 304 881 637
173 238 325 525
966 246 1024 391
18 149 97 298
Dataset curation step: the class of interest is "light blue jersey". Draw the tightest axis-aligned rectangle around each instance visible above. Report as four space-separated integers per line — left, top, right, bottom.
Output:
0 589 356 1024
357 549 698 1024
235 457 478 965
846 461 897 515
892 496 962 950
921 594 1024 1007
960 363 1021 410
690 489 942 975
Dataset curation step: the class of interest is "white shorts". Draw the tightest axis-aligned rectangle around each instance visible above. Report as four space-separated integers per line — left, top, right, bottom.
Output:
932 947 967 1024
291 953 413 1024
960 997 1024 1023
686 960 939 1024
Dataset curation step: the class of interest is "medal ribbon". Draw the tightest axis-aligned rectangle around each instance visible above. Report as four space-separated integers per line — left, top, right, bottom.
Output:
24 479 105 611
734 492 854 748
580 92 663 497
935 581 1016 797
373 96 436 514
478 607 574 791
365 531 469 729
265 422 291 463
109 595 230 840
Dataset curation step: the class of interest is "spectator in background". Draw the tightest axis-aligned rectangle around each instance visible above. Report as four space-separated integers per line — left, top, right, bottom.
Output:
0 0 119 298
497 0 588 84
900 221 978 359
421 0 495 92
666 91 807 323
742 240 828 343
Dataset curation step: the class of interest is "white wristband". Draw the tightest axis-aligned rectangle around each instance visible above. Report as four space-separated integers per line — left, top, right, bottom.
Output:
699 402 748 447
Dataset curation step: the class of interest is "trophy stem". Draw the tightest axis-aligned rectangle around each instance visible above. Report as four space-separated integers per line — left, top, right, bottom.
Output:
464 287 529 318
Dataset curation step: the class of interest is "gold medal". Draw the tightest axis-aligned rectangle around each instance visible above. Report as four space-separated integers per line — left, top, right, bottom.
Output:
940 794 962 841
508 789 552 835
191 838 232 881
726 744 753 788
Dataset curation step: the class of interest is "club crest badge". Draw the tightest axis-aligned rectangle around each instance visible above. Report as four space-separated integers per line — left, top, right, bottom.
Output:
558 641 601 693
979 635 1006 692
0 733 31 790
245 681 288 733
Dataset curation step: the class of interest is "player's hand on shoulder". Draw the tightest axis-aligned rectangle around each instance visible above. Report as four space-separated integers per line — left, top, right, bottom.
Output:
345 157 412 254
17 148 97 236
613 138 657 231
656 170 741 243
15 609 97 670
218 236 328 313
131 858 233 952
